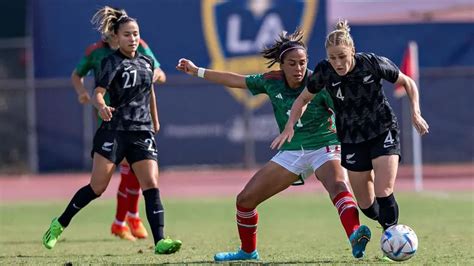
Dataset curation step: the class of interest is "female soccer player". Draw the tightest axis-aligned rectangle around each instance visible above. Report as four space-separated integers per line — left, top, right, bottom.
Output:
176 29 370 261
42 9 181 255
274 20 429 235
71 6 166 241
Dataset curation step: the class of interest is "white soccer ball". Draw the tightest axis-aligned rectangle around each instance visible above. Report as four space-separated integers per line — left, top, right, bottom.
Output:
380 224 418 261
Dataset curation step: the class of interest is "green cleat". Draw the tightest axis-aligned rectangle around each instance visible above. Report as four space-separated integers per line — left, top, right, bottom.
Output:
380 254 394 262
155 237 182 254
42 218 64 249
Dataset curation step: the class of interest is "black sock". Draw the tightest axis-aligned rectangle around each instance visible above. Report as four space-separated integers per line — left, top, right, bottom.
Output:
58 184 99 227
359 199 379 221
143 188 164 245
376 193 399 230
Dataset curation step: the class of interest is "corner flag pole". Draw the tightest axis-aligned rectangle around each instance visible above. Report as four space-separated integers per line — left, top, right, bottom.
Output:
409 41 423 192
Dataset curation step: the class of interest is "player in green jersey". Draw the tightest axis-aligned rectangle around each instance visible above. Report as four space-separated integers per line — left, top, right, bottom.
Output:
70 6 166 241
177 29 370 261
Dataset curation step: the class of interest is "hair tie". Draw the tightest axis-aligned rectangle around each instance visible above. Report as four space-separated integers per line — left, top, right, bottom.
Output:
279 45 306 61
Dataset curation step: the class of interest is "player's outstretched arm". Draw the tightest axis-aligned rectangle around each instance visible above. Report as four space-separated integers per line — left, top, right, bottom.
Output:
395 72 429 135
92 86 115 122
176 58 247 89
270 88 314 150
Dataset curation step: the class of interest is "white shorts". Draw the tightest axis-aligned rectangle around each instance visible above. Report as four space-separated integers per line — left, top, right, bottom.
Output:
271 145 341 185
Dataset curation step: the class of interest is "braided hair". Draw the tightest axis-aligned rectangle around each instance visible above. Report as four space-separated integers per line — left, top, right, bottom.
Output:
325 19 355 49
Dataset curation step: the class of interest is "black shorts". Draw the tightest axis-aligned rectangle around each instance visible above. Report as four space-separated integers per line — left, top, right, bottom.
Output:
91 129 158 165
341 129 401 172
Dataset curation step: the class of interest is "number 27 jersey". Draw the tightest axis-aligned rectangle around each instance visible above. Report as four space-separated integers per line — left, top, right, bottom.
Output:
96 50 155 131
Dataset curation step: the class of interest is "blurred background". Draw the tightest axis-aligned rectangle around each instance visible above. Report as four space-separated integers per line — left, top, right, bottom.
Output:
0 0 472 174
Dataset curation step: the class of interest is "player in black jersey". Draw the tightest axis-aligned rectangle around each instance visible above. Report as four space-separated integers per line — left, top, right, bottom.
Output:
42 12 181 255
274 20 429 236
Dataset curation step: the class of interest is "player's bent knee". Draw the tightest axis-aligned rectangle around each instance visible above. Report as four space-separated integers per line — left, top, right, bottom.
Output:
236 192 257 209
139 178 158 190
90 184 106 196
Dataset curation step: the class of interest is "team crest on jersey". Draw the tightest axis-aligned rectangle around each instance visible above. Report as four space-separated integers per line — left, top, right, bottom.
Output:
202 0 318 109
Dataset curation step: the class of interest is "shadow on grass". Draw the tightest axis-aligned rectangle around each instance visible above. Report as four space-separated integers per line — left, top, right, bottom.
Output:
0 238 117 245
156 260 351 265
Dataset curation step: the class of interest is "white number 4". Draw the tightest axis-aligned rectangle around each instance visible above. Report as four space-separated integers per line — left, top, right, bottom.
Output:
336 87 344 101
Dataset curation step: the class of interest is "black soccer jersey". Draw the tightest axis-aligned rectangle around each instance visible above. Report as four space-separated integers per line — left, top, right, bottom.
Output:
307 53 400 144
97 50 155 131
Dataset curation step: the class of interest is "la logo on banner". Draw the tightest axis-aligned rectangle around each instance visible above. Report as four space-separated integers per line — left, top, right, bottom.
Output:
202 0 318 109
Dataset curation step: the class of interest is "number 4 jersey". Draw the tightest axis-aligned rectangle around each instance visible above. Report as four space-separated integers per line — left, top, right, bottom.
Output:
246 70 339 151
96 50 155 131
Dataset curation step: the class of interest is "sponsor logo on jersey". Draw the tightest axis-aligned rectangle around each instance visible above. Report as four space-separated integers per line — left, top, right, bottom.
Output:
332 81 341 87
275 93 283 99
202 0 318 110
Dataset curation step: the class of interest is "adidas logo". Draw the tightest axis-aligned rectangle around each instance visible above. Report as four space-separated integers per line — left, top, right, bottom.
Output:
275 93 283 99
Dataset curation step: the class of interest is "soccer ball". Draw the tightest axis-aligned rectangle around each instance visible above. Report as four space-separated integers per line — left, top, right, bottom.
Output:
380 224 418 261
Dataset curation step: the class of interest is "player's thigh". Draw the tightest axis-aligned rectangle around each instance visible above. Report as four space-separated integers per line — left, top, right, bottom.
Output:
131 159 158 190
238 161 299 208
126 131 159 190
90 152 117 195
372 155 399 197
315 159 349 199
347 170 375 208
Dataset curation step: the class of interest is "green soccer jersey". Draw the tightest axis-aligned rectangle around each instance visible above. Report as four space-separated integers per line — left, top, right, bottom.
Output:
74 39 160 125
246 70 339 150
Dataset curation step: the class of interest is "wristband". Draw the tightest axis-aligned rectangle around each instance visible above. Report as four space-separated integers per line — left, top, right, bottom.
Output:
197 67 206 78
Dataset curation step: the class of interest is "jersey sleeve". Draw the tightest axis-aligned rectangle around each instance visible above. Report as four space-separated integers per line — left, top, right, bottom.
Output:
96 57 115 90
307 62 326 94
138 39 160 69
245 74 267 95
74 54 92 77
370 53 400 83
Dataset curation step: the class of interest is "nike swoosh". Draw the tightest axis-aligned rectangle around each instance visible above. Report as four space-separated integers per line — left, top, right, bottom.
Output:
332 81 341 86
72 203 81 210
385 222 396 227
124 66 132 70
384 144 394 148
153 210 164 214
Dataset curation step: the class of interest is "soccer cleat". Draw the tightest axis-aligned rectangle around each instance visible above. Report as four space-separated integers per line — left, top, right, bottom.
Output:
380 254 394 262
127 216 148 239
42 218 64 249
111 223 137 241
214 249 260 261
155 237 182 254
349 225 371 258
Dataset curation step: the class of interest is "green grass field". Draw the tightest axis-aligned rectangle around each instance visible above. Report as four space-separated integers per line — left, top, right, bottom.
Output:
1 192 473 264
